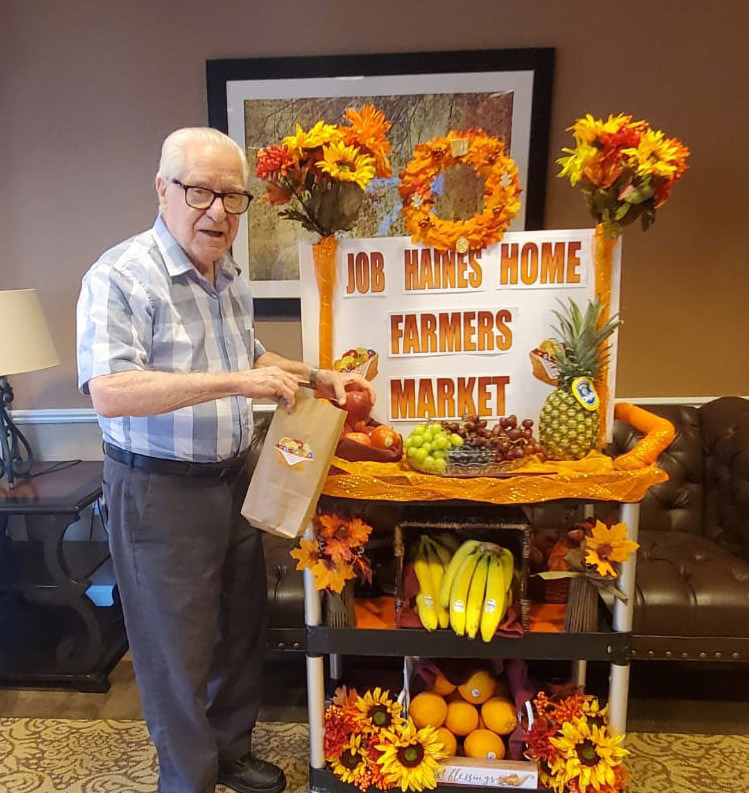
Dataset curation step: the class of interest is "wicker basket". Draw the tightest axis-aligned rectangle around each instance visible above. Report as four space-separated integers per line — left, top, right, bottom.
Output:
324 579 357 628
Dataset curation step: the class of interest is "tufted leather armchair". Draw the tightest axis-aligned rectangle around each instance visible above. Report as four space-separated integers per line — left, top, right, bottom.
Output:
247 410 306 652
610 397 749 661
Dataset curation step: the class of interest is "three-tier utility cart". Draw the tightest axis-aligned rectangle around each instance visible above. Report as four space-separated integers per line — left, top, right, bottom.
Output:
302 458 666 793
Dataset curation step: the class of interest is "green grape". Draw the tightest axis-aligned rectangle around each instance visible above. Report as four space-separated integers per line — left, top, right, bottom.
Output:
414 447 428 463
450 433 464 447
434 435 449 450
412 424 427 435
409 434 424 448
421 442 432 454
421 455 436 472
433 449 447 460
434 458 447 474
403 436 412 449
407 446 419 459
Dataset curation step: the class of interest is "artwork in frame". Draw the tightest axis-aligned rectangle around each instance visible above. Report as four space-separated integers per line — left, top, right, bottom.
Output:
206 48 555 317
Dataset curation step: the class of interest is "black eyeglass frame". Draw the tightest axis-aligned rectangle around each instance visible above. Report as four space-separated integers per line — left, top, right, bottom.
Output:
171 179 253 214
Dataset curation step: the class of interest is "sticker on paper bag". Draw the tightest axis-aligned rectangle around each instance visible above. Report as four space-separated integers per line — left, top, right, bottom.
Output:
274 437 314 467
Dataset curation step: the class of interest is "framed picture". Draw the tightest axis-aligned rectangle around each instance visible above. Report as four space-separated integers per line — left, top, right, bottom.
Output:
207 48 555 317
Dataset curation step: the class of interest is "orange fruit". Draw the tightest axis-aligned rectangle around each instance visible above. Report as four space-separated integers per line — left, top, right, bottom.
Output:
464 729 506 760
481 697 518 735
435 727 457 757
444 700 479 736
458 670 495 705
409 692 448 728
431 671 457 697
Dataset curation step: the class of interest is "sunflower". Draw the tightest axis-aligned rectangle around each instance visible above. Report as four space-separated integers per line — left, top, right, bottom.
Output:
376 721 447 792
355 687 403 733
317 141 376 189
343 104 393 178
549 717 628 793
622 128 690 181
584 520 639 578
330 733 371 789
581 697 609 728
569 113 641 145
282 121 341 156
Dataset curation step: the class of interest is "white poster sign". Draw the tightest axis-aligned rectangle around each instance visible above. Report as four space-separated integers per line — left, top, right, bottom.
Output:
299 231 621 436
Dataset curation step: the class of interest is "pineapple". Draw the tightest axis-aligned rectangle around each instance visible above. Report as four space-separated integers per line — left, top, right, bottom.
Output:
539 297 621 460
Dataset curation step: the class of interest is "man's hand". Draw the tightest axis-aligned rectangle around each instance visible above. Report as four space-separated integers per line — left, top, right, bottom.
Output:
238 366 299 410
313 370 376 408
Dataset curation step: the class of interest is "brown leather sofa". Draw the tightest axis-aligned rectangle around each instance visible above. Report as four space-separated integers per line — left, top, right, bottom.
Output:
611 397 749 661
255 397 749 660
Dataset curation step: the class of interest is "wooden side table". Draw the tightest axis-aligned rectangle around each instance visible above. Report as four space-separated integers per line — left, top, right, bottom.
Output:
0 461 128 692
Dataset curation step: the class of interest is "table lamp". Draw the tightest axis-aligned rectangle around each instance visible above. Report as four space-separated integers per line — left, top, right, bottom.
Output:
0 289 60 488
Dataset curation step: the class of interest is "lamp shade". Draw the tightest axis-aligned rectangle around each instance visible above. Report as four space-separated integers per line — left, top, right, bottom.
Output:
0 289 60 377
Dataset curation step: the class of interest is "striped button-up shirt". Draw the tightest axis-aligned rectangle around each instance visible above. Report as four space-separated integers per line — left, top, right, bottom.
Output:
77 215 266 462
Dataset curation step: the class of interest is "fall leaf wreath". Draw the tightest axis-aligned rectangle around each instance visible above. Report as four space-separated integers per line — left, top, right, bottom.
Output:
398 129 522 253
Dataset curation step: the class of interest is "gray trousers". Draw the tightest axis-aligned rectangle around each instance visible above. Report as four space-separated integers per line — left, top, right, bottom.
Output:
103 456 267 793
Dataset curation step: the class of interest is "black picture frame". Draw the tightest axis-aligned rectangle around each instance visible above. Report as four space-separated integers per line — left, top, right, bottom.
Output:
207 48 555 318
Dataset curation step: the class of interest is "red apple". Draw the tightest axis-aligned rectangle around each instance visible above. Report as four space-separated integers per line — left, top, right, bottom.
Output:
341 389 372 425
344 431 372 446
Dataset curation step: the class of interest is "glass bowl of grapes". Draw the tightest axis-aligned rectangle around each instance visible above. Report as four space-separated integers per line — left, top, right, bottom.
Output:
403 414 543 477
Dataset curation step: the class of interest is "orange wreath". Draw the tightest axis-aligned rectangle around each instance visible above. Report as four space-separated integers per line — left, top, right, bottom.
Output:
399 129 522 252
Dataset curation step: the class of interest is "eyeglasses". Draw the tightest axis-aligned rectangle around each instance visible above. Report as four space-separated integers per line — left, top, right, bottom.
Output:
172 180 253 214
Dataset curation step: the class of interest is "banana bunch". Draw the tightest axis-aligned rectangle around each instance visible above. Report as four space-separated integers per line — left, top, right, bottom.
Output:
412 533 460 631
439 540 515 642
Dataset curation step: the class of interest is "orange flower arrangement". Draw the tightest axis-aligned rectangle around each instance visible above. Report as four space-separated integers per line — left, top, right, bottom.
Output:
325 686 445 792
255 105 392 237
290 513 373 593
525 690 628 793
399 129 521 253
558 113 689 238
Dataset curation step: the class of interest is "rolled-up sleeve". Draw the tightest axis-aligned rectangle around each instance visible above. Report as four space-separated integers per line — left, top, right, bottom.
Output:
253 336 266 363
77 263 154 394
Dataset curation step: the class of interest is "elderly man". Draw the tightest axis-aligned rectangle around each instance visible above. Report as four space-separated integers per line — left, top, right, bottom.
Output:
77 127 374 793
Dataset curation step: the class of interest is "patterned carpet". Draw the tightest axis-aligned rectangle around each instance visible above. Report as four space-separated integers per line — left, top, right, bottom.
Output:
1 718 747 792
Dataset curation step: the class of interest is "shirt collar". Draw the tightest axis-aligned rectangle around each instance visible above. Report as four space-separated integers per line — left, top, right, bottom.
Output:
152 215 241 284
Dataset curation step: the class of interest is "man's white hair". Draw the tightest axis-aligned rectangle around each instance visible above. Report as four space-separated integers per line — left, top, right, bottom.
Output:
157 127 250 188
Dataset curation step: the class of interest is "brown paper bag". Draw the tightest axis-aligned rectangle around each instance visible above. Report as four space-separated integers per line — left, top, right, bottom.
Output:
242 389 346 538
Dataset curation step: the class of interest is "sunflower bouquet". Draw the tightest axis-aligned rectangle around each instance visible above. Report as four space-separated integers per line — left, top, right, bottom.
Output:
325 686 448 792
557 113 689 239
255 105 392 237
290 513 373 593
524 690 629 793
536 517 639 618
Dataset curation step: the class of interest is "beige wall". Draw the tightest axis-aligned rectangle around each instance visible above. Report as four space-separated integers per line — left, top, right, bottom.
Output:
3 0 747 409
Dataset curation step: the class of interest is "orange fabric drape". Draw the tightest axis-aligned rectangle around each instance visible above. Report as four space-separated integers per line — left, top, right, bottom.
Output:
312 235 337 369
323 454 667 505
593 224 618 443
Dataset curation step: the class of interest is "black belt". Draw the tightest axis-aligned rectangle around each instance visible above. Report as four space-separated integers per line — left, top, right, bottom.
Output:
103 443 246 479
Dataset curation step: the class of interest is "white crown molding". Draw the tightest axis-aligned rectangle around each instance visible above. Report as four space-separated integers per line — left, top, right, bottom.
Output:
11 396 747 425
11 408 98 425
